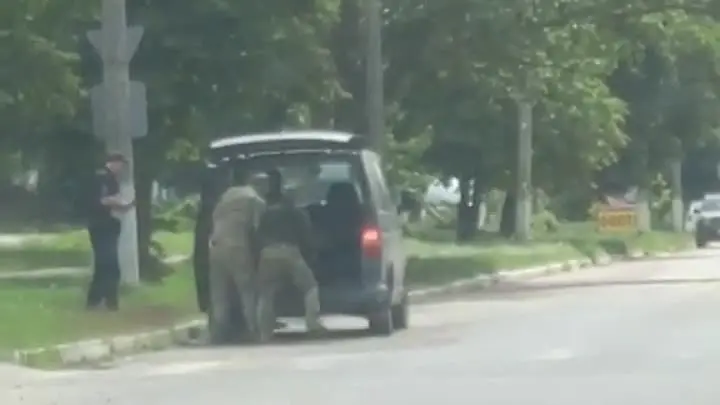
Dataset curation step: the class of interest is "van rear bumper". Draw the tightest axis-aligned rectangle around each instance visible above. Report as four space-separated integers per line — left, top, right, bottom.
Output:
275 283 391 317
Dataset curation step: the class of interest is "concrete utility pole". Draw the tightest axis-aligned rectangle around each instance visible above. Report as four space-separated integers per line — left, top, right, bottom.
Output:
87 0 148 285
365 0 385 153
513 95 535 241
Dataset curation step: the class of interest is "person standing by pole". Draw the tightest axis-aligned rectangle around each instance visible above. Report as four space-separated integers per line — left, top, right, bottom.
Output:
85 152 135 311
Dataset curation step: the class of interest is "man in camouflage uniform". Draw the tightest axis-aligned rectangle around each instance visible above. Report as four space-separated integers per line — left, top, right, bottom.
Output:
254 169 327 342
208 166 266 342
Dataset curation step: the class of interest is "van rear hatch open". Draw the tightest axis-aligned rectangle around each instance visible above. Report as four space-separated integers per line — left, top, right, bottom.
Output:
193 131 372 313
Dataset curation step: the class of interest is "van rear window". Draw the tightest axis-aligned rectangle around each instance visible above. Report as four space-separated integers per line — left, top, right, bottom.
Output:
289 161 363 207
219 153 364 207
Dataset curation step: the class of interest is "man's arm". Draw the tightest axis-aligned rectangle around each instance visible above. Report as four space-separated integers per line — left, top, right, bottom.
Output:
101 195 135 210
248 195 267 266
251 194 267 230
95 173 134 210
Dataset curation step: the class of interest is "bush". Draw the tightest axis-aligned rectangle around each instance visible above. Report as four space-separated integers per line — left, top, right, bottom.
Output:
533 210 560 234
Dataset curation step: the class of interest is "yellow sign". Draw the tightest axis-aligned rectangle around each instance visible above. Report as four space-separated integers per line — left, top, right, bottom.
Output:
597 207 637 232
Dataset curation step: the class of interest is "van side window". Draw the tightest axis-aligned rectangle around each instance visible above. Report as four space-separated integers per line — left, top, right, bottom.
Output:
366 154 394 211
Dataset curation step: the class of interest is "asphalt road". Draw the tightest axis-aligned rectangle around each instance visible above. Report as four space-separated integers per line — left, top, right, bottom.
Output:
3 247 720 405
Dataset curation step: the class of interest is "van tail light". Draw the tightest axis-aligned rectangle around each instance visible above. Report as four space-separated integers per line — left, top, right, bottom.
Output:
361 225 382 258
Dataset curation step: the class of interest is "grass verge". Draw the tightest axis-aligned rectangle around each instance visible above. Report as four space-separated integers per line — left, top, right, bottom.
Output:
538 222 693 257
0 267 198 355
0 231 193 272
405 239 584 287
2 221 692 274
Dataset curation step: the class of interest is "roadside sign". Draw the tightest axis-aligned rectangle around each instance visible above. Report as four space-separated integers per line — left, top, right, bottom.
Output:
597 206 637 232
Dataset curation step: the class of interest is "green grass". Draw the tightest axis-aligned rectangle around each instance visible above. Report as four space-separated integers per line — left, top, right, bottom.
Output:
408 221 692 256
154 231 194 257
0 230 194 272
0 236 90 272
537 222 692 256
404 239 584 287
0 267 199 353
0 221 693 276
400 221 692 286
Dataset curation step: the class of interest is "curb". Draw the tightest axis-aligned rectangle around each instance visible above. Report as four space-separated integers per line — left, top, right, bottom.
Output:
6 249 671 368
12 320 205 368
408 255 611 303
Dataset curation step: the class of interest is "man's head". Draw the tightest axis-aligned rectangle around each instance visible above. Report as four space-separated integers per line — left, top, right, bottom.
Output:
105 152 127 175
266 169 283 201
267 169 282 192
231 165 250 186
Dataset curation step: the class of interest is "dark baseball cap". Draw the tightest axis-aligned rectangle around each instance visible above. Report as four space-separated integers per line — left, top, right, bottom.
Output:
105 152 127 163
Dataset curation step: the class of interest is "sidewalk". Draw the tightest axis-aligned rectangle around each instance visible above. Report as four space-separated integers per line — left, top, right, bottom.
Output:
0 255 189 280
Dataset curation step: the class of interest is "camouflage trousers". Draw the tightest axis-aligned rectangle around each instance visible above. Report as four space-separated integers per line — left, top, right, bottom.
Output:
208 243 257 341
255 244 324 341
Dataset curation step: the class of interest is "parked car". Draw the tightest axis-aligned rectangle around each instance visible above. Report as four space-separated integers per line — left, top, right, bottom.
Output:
193 131 408 341
693 198 720 247
685 200 702 232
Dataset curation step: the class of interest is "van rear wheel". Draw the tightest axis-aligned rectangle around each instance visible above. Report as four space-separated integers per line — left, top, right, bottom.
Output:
696 236 708 248
368 306 394 336
391 293 409 330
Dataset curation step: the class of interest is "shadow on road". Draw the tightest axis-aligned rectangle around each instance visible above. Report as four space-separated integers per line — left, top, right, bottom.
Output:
270 328 373 345
179 324 378 349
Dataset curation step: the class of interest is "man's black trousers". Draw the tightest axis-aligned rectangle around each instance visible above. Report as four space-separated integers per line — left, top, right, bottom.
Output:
86 222 121 309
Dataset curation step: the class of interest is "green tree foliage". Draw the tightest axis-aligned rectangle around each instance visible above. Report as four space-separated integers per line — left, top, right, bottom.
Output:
4 0 720 250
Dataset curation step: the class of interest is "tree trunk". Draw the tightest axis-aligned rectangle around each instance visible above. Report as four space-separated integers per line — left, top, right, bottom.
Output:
134 138 165 282
669 160 684 232
469 177 484 232
635 187 651 233
500 191 516 237
456 175 475 242
330 0 365 134
136 171 158 282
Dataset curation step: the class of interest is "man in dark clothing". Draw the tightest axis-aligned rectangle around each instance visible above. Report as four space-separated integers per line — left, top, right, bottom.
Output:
85 152 134 311
254 169 326 341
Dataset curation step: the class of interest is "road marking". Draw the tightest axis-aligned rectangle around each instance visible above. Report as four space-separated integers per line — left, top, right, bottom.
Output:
143 361 226 376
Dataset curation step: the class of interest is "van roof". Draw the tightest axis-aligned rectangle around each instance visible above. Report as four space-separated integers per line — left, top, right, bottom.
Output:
209 130 366 150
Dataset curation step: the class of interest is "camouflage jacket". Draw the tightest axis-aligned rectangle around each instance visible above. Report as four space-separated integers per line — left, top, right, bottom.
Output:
210 185 266 248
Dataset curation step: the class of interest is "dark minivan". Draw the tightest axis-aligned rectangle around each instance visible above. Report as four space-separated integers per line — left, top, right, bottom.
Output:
193 131 408 340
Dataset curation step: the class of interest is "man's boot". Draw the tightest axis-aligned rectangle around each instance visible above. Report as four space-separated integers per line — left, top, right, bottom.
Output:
255 296 275 343
304 287 328 335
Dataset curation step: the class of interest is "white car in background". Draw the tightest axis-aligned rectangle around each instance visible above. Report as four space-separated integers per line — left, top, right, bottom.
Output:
693 198 720 247
424 178 460 205
686 195 720 232
685 200 702 232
